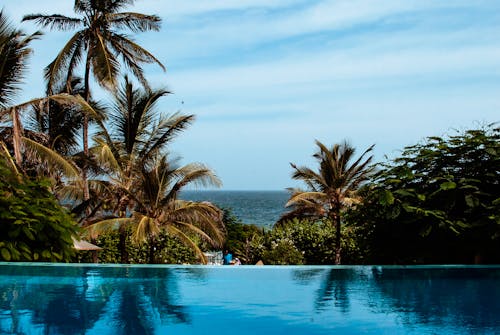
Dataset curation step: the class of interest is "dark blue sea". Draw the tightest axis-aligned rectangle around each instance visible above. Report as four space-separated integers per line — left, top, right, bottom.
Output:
180 190 288 228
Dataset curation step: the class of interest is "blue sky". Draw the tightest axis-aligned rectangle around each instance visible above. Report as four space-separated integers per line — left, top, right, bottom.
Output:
5 0 500 190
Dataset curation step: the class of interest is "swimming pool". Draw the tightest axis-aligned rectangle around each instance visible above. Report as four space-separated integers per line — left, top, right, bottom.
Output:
1 264 499 334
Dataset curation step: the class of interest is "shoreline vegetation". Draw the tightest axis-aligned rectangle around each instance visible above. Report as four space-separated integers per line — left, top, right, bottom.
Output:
0 2 499 266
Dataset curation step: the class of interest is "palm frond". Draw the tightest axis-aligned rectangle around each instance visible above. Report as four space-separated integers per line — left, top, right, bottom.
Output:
22 137 80 179
285 191 327 208
166 225 207 264
85 217 134 239
0 140 21 180
166 163 222 201
22 14 82 31
131 214 162 244
109 32 165 69
44 31 85 94
142 113 195 159
90 33 119 89
0 12 42 108
108 12 161 33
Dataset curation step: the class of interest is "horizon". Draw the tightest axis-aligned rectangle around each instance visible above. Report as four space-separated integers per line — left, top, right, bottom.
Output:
4 0 500 190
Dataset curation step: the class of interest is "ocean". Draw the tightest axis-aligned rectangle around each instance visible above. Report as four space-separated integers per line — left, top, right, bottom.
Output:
180 190 289 228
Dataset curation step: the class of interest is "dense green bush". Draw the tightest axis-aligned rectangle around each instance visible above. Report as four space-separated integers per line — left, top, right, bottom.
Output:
0 159 78 262
244 218 364 265
350 125 500 264
221 208 263 264
75 230 197 264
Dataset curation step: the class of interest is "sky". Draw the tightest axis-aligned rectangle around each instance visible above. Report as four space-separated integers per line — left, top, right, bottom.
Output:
4 0 500 190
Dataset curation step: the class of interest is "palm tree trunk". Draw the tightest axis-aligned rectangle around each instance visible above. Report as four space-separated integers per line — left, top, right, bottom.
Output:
119 225 129 264
82 52 91 202
333 211 342 265
148 236 156 264
11 107 23 166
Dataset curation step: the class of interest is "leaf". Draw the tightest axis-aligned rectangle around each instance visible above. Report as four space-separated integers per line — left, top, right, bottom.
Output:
440 181 456 190
41 250 51 259
465 195 480 208
379 190 395 205
1 248 11 261
420 225 432 237
22 226 35 240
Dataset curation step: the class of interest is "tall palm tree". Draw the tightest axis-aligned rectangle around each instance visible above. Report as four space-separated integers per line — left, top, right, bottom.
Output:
85 77 215 263
23 0 165 200
282 140 375 264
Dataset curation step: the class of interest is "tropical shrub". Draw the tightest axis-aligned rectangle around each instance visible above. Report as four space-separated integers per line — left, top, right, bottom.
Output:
75 229 197 264
0 158 78 262
222 208 263 263
245 218 364 265
351 124 500 264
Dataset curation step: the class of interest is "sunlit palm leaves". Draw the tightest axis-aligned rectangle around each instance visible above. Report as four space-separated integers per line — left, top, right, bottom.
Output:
23 0 165 94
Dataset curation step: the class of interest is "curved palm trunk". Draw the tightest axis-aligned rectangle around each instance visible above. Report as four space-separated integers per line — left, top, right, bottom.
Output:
81 52 92 202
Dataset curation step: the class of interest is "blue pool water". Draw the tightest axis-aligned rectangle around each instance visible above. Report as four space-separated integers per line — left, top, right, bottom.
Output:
1 264 499 334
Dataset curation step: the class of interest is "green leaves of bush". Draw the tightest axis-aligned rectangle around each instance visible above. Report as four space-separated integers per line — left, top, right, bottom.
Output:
0 159 78 262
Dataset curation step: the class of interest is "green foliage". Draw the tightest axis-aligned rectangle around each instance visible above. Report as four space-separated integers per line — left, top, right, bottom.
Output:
222 208 263 263
283 140 375 264
0 158 78 262
242 218 364 265
352 124 500 264
75 229 197 264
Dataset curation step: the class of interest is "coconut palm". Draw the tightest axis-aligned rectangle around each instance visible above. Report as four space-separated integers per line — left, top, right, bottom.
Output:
84 77 214 263
88 154 224 264
23 0 165 200
282 140 375 264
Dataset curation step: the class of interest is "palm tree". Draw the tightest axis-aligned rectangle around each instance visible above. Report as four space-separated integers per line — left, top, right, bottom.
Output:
83 77 222 263
88 154 224 264
23 0 165 200
131 155 224 264
0 11 42 109
0 11 80 179
282 140 375 264
0 10 41 164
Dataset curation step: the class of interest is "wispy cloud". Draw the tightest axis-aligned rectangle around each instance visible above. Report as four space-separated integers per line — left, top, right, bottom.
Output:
5 0 500 189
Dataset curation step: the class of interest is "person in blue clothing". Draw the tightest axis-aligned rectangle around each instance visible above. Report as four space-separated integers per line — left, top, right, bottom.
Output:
223 250 232 265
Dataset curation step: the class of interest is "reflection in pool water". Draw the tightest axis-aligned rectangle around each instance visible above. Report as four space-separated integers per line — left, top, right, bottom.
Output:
0 264 499 334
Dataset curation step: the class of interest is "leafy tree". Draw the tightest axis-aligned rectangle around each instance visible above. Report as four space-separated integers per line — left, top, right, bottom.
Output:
0 155 78 262
221 208 262 264
353 124 500 264
23 0 165 200
282 140 374 264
